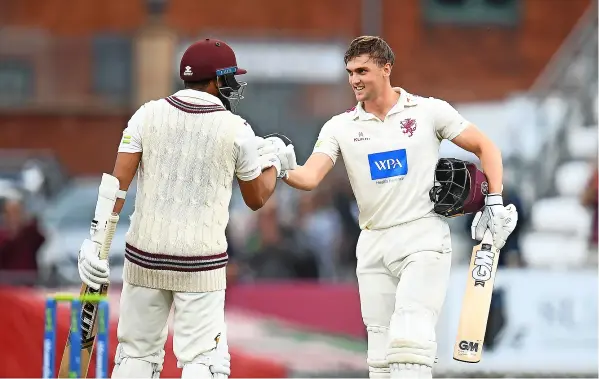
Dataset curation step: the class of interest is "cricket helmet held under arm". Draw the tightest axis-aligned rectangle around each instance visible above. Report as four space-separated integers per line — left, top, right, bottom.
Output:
429 158 488 217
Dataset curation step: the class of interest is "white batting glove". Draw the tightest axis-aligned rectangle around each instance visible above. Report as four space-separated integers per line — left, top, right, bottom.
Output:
471 194 518 249
210 330 231 379
256 136 275 156
259 153 282 177
263 135 297 177
280 144 297 172
209 351 231 379
77 239 109 290
255 137 285 178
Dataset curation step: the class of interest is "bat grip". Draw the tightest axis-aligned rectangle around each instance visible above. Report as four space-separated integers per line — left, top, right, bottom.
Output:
99 213 119 261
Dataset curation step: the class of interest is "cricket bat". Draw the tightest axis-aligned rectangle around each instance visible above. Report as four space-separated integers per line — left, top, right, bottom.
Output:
453 229 500 363
58 213 119 378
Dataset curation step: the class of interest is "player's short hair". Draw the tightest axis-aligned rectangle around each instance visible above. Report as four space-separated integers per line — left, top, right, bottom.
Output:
344 36 395 67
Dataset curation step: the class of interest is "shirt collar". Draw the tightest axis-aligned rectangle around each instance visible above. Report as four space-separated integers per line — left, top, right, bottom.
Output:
353 102 378 121
171 89 224 107
393 87 420 110
352 87 420 121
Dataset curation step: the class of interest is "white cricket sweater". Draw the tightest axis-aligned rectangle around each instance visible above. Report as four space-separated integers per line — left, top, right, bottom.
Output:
118 90 261 292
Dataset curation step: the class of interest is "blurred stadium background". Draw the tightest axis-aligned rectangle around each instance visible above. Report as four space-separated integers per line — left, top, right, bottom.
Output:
0 0 597 377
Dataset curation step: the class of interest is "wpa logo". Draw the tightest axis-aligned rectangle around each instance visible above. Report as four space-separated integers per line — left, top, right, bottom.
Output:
368 149 408 180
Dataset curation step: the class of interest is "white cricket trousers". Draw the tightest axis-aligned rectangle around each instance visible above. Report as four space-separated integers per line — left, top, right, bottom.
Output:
356 216 452 378
115 282 226 368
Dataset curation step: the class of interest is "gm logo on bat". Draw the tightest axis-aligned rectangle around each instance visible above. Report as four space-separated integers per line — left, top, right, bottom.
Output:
458 340 479 352
471 243 495 287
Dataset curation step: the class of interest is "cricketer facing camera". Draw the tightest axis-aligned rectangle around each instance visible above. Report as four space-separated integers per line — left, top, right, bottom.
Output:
261 36 518 378
76 38 295 379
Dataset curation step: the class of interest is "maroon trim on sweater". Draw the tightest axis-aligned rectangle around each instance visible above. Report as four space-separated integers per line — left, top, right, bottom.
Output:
165 96 226 114
125 243 227 272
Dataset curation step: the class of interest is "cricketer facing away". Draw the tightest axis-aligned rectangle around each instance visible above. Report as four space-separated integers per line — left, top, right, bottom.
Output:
262 36 518 379
76 39 295 378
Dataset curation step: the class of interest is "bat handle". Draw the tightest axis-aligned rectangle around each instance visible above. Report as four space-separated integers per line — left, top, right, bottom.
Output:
99 213 119 261
481 229 494 245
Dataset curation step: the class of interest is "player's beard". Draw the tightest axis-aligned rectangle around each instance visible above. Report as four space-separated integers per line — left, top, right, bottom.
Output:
217 91 232 111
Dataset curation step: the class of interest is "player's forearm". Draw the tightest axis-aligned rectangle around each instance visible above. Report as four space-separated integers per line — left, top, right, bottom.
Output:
111 152 141 214
477 141 503 194
259 167 278 202
283 165 318 191
244 168 277 210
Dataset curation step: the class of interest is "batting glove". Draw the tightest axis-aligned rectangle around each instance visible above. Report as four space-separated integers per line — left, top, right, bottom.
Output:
471 194 518 249
209 351 231 379
77 239 110 290
263 133 297 178
259 153 282 177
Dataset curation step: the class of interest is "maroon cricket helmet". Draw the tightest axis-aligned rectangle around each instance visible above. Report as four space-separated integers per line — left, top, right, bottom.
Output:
429 158 489 217
179 38 247 82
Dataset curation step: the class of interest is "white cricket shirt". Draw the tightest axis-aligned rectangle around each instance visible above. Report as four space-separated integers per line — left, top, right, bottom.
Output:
312 88 469 230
